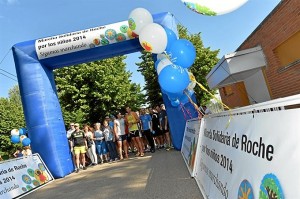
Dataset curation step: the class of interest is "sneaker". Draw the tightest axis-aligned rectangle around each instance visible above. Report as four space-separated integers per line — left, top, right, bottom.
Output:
75 169 79 173
166 147 171 151
83 167 87 170
135 152 140 157
150 148 155 153
140 153 145 157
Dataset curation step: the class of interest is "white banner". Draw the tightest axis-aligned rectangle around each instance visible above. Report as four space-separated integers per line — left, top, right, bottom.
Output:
35 21 134 59
0 153 54 199
181 118 201 177
194 109 300 199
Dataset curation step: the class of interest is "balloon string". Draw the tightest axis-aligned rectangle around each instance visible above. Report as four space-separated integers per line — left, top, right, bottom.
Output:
179 103 188 121
183 90 204 120
190 75 232 128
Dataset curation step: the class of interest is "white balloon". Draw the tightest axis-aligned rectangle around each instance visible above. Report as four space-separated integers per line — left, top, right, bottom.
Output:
156 58 173 75
139 23 167 54
11 129 19 136
128 8 153 35
20 135 27 143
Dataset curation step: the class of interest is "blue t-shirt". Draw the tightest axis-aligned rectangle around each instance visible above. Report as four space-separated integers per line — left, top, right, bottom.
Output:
140 114 152 130
94 130 105 141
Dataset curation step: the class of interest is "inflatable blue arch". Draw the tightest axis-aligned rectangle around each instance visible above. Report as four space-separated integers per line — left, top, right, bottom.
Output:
12 12 198 178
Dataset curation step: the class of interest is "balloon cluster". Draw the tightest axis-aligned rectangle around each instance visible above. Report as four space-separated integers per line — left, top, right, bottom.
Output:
10 128 31 146
128 8 197 106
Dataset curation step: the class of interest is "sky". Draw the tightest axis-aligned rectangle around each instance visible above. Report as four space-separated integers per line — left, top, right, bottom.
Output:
0 0 281 98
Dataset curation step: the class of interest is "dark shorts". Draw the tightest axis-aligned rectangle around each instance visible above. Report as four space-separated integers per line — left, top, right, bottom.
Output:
129 130 140 138
152 129 162 137
162 127 169 134
116 134 127 142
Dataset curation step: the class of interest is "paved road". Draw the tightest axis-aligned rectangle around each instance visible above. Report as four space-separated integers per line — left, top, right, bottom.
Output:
23 150 204 199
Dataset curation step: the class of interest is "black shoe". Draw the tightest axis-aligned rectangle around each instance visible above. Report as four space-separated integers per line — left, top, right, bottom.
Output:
83 167 87 170
75 169 79 173
150 148 155 153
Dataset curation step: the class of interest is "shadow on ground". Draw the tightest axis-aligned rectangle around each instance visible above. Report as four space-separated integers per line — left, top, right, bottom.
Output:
23 150 204 199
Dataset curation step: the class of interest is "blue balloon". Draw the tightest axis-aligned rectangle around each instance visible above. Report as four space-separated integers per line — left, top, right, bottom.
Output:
171 99 180 107
22 138 31 146
166 91 183 101
158 64 190 94
168 39 196 69
164 27 177 52
19 128 27 135
11 135 20 144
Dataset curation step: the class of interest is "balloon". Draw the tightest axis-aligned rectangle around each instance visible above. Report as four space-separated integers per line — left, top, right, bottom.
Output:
139 23 167 54
181 0 248 16
167 92 183 101
11 135 20 144
22 138 31 146
19 128 27 135
128 8 153 35
11 129 19 136
157 53 169 61
164 27 177 51
168 39 196 69
171 99 180 107
20 135 27 143
156 58 172 75
158 64 190 94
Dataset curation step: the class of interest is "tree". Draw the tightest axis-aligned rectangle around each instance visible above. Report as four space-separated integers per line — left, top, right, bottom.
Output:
136 52 163 107
0 85 25 159
55 56 145 125
136 24 219 107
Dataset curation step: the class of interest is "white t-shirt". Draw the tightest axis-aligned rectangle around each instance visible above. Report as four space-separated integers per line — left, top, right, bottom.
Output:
66 129 75 139
115 119 125 136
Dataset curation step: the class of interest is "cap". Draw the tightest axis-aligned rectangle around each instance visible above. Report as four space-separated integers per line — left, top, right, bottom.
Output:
74 123 79 127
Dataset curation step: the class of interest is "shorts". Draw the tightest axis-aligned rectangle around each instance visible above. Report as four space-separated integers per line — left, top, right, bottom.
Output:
74 146 86 155
162 127 169 134
152 129 162 137
116 134 127 142
95 141 108 155
129 130 140 138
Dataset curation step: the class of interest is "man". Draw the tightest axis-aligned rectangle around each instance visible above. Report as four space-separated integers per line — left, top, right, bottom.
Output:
66 123 76 169
140 108 155 153
71 123 88 173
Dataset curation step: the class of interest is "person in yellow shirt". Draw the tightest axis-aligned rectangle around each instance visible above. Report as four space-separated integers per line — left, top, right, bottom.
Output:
125 106 144 157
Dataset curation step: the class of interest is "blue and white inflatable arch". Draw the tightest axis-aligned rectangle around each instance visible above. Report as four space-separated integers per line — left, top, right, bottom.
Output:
12 12 198 178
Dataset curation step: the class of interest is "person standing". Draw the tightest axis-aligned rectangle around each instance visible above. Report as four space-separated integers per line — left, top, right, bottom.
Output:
103 120 118 162
114 112 128 160
140 108 155 153
83 124 97 166
157 104 172 150
71 123 88 173
125 106 144 157
94 123 108 164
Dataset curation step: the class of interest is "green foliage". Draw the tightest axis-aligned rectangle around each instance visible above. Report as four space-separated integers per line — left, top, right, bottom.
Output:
136 24 219 107
0 85 25 158
55 56 145 125
136 51 163 107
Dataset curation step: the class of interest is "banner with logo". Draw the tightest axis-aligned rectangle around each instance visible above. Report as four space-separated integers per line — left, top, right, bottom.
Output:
35 21 133 60
194 108 300 199
0 153 54 199
181 118 201 177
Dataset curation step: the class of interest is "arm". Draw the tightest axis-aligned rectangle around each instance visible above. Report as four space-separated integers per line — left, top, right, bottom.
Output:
165 115 168 130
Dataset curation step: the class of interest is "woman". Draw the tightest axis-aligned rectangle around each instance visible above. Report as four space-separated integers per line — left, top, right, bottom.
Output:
103 120 118 162
83 124 97 166
94 123 108 164
114 112 128 160
125 106 144 157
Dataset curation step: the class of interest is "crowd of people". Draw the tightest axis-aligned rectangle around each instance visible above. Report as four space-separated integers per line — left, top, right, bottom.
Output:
67 104 173 173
